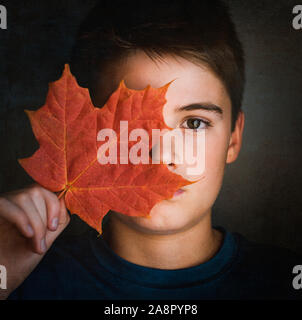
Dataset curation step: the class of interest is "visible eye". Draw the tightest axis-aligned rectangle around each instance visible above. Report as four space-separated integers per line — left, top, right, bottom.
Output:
181 117 211 131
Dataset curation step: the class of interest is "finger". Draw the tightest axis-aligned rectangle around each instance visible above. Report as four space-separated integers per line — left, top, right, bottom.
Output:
0 197 34 238
56 197 70 232
45 197 70 246
34 187 61 232
15 195 48 255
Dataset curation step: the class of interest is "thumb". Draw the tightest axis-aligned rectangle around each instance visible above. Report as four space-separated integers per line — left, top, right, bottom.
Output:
45 197 70 246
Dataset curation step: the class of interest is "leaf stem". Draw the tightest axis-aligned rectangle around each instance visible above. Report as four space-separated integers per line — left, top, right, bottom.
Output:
58 188 67 199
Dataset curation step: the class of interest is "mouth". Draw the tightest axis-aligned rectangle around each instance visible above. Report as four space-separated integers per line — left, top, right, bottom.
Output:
172 188 185 198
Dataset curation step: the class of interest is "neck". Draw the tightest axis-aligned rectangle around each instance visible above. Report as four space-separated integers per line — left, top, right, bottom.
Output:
101 213 223 270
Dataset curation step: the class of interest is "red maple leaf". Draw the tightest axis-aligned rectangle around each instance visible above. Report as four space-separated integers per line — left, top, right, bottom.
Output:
18 64 193 233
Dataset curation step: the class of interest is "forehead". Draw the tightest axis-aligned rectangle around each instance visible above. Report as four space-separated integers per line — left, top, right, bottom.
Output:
117 50 231 112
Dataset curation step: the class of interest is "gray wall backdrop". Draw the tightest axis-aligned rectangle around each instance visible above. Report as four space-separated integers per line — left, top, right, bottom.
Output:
0 0 301 253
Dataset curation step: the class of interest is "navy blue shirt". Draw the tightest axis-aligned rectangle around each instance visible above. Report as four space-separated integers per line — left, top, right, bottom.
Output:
8 226 302 300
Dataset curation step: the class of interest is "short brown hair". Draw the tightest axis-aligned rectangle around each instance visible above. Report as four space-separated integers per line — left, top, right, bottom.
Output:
70 0 245 130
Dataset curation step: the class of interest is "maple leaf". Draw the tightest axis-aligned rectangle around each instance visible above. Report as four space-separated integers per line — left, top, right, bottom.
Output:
18 64 193 233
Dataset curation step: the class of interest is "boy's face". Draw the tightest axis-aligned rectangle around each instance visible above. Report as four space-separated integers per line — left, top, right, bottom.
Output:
93 50 244 235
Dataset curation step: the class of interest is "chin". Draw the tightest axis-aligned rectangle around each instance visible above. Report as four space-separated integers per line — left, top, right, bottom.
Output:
128 217 188 235
113 198 194 235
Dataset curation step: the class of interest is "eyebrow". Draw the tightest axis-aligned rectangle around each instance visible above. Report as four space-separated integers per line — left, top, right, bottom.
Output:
176 103 223 117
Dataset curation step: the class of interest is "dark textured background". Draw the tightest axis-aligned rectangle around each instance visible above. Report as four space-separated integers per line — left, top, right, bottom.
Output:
0 0 301 253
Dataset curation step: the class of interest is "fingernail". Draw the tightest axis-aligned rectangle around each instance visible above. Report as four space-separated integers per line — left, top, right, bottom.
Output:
27 225 34 236
52 217 58 229
40 238 47 253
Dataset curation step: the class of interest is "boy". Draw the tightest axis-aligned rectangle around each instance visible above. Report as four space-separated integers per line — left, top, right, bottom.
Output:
0 0 301 300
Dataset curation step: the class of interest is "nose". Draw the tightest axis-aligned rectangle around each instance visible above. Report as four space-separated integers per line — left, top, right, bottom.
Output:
149 129 183 170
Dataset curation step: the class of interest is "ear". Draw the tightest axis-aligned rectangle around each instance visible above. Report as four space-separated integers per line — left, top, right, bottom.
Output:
226 111 245 164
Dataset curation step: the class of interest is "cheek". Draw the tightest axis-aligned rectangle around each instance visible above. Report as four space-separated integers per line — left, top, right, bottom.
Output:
201 128 230 196
190 127 230 198
206 130 229 172
179 127 229 181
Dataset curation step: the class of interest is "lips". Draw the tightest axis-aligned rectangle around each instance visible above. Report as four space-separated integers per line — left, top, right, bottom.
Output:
173 189 185 197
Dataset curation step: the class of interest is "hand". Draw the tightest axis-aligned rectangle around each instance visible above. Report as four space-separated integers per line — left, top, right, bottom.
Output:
0 184 70 299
